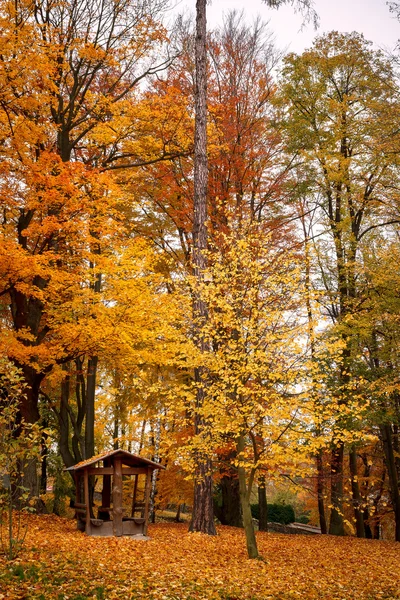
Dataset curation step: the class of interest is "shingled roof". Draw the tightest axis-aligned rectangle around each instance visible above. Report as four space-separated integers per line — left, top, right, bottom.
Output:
65 449 164 471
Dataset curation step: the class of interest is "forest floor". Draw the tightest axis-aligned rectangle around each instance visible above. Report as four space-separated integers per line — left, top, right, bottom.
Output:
0 514 399 600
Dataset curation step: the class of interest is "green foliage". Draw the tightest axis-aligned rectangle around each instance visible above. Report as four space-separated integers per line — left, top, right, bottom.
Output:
296 514 310 524
0 359 44 559
251 503 295 524
49 455 74 516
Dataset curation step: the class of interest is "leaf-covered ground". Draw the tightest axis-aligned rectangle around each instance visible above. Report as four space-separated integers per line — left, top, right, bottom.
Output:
0 515 399 600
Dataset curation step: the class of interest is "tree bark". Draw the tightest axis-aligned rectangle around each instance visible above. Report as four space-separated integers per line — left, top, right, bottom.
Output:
40 424 48 495
189 454 216 535
380 424 400 542
329 442 345 536
349 446 365 538
258 475 268 532
175 504 182 523
85 356 97 461
189 0 216 535
214 469 242 527
237 434 259 559
316 450 327 534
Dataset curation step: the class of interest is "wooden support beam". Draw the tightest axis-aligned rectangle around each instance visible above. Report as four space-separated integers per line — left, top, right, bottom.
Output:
131 474 139 517
143 469 152 536
113 458 123 537
84 469 90 536
74 473 79 506
101 459 111 521
87 467 148 476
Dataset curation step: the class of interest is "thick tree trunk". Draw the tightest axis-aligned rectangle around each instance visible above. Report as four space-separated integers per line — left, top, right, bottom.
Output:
258 475 268 532
349 446 365 538
329 442 345 536
189 454 216 535
189 0 216 535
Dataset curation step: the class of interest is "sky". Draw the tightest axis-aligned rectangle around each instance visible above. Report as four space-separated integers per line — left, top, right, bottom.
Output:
173 0 399 54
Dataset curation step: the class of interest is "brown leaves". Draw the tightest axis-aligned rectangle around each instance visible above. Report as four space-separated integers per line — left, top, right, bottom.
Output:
1 514 399 599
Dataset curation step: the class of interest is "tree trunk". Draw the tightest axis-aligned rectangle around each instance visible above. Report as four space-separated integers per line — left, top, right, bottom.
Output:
85 356 97 461
175 504 182 523
258 475 268 532
113 417 119 450
316 450 327 534
237 434 259 559
329 442 345 536
214 471 242 527
149 419 161 524
189 0 215 535
189 455 216 535
380 424 400 542
16 365 44 501
40 425 48 495
349 446 365 538
57 371 78 470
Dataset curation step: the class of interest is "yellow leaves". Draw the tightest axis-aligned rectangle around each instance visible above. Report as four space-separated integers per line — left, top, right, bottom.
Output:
2 515 400 599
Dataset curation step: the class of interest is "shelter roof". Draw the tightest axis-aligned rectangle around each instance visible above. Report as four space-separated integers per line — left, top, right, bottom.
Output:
65 449 164 471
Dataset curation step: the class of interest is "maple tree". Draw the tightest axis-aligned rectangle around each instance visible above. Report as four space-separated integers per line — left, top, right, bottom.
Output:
0 0 176 498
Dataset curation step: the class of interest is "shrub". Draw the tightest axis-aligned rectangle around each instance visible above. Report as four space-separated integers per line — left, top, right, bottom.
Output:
250 503 295 524
296 514 310 524
0 359 44 559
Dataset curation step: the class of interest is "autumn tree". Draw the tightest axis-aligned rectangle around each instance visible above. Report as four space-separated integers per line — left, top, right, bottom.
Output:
0 359 43 558
279 32 400 536
0 0 174 496
187 0 317 534
351 239 400 540
182 217 306 557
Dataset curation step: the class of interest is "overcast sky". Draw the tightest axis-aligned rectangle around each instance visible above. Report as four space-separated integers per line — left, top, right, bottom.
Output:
174 0 399 54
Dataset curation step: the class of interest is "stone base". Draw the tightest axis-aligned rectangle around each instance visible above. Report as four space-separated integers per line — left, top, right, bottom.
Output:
78 517 147 537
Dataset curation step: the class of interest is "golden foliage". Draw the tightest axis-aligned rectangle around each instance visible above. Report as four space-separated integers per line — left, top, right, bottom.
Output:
1 514 400 599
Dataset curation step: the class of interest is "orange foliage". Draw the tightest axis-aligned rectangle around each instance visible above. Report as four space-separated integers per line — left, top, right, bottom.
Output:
1 514 400 599
156 464 193 510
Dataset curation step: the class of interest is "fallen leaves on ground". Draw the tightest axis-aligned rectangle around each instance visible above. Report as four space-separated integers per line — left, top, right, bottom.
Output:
0 514 399 599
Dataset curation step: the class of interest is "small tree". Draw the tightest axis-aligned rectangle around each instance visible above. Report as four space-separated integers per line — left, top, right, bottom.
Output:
0 360 43 560
186 219 305 558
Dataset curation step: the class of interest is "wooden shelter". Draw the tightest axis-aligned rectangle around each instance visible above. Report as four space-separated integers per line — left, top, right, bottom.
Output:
66 449 164 538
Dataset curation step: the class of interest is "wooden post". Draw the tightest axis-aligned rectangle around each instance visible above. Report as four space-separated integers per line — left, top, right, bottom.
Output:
74 473 79 505
113 458 123 537
143 469 152 536
84 469 91 536
101 459 111 520
131 474 139 517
